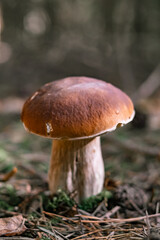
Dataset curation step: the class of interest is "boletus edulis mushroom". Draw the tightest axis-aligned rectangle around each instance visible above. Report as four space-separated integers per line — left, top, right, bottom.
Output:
21 76 135 203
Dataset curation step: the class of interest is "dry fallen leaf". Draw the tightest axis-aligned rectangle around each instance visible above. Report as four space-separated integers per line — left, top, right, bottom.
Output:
0 214 26 236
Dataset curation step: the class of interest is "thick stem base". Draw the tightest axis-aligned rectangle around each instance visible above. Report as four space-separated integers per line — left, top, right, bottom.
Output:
48 137 104 202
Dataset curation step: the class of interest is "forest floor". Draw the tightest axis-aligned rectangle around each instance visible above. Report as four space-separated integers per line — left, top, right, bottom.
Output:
0 99 160 240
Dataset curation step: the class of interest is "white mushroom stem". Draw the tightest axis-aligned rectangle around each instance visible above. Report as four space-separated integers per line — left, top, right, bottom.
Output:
48 136 104 203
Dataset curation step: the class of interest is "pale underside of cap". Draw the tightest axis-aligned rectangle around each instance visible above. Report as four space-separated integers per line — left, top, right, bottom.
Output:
21 76 135 140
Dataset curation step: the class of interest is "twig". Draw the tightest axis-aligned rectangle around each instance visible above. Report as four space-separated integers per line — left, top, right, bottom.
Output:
0 209 20 216
78 208 103 238
156 202 160 225
54 229 69 240
76 215 100 220
0 167 17 182
74 213 160 223
78 209 92 216
39 195 45 220
43 211 76 231
92 200 106 216
71 228 108 240
43 211 76 223
77 208 85 235
144 210 151 236
128 198 144 216
101 206 121 219
0 238 34 240
37 226 64 240
73 226 144 240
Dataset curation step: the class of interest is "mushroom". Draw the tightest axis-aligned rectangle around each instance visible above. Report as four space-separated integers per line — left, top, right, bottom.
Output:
21 76 135 202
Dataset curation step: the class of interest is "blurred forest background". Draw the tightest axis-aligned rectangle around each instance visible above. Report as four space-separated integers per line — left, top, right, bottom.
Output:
0 1 160 238
0 0 160 98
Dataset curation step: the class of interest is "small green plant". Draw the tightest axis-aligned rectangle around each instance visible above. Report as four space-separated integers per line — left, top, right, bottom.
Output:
43 189 75 212
79 190 112 212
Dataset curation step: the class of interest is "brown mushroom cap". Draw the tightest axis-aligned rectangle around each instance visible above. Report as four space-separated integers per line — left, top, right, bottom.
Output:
21 76 135 140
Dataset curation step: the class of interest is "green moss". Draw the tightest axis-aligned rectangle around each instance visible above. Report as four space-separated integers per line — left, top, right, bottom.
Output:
0 180 113 214
43 189 112 213
43 189 75 212
79 190 112 212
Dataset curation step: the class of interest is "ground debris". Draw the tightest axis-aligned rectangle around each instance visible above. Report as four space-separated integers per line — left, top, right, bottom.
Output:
0 112 160 239
114 184 149 217
0 214 26 236
143 227 160 240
